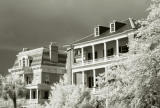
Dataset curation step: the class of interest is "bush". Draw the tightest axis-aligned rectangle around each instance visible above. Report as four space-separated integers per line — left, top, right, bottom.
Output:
45 75 97 108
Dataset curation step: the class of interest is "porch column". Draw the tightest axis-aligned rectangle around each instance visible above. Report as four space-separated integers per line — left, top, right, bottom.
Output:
30 89 32 100
93 69 96 88
22 74 25 83
81 47 84 64
92 45 95 62
116 39 119 56
104 42 107 59
72 72 74 85
37 89 39 103
105 66 108 79
82 71 85 86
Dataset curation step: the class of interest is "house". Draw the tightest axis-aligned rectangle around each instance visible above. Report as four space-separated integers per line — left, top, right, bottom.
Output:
66 18 137 91
8 42 66 105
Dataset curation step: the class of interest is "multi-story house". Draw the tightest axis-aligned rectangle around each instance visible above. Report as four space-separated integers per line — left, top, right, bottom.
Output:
8 43 66 105
66 18 137 91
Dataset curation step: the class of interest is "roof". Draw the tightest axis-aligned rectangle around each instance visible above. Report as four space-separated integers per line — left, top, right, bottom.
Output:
72 18 137 45
12 47 67 68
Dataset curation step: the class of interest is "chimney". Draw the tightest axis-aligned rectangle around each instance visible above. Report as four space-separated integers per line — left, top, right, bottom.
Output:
49 42 58 63
22 48 29 52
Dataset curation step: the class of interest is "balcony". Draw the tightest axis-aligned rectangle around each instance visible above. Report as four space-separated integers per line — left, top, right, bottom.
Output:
73 37 129 68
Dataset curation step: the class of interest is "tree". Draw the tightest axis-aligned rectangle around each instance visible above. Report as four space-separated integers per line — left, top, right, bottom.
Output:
1 74 26 108
96 0 160 108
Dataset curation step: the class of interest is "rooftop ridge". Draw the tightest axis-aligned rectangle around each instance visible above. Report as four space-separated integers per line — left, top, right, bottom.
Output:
71 33 94 44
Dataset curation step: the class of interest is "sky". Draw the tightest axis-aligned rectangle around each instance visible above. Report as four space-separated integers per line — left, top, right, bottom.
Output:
0 0 150 75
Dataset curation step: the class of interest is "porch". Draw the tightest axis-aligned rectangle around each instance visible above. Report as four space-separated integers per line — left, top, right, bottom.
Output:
25 89 49 104
73 37 129 68
72 68 105 90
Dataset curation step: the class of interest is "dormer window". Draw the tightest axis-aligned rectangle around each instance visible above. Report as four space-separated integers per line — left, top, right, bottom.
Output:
110 23 115 33
19 56 32 67
94 26 100 37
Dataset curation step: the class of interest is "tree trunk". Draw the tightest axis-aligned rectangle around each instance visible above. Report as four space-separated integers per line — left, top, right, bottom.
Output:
13 92 17 108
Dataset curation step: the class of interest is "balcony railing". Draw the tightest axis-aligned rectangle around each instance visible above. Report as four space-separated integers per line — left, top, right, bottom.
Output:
73 53 128 68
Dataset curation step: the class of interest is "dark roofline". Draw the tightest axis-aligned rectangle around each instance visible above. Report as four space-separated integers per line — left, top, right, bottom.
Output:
64 18 137 47
73 29 136 46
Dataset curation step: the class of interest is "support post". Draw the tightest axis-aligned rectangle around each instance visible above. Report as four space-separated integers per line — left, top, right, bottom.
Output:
93 69 96 92
81 47 84 64
82 71 85 86
92 45 95 62
104 42 107 59
37 89 39 103
72 72 74 85
116 39 119 56
22 74 25 83
30 89 32 100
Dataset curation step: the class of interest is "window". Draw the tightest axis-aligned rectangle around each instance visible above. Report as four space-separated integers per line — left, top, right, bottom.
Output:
19 56 32 67
44 74 50 84
22 58 26 67
107 48 114 56
94 27 99 37
26 76 32 84
110 23 115 33
33 91 36 99
29 59 32 66
75 49 81 56
88 77 93 88
95 51 98 59
88 53 92 60
44 91 49 99
119 45 128 53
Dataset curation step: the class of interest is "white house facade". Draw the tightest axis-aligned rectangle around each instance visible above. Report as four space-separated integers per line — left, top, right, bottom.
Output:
66 18 137 92
8 43 66 106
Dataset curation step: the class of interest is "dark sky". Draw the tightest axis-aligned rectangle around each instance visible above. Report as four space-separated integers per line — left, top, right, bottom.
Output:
0 0 150 75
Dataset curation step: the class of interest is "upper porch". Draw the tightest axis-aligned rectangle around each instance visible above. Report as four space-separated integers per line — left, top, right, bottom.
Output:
73 36 129 69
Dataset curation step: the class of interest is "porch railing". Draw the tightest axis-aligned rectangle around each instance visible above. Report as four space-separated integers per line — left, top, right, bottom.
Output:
73 53 128 68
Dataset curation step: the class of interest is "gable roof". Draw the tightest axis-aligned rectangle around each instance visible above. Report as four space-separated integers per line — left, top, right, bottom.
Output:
72 18 137 45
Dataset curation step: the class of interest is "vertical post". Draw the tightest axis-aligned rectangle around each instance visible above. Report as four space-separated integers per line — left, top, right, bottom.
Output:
116 39 119 56
81 47 84 64
92 45 95 62
93 69 96 92
82 71 85 86
105 67 107 80
72 72 74 85
30 89 32 100
104 42 107 59
37 89 39 103
22 74 25 83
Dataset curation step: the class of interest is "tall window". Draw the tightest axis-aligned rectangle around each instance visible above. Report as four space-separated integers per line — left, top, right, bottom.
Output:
88 77 93 88
29 59 32 66
26 76 32 84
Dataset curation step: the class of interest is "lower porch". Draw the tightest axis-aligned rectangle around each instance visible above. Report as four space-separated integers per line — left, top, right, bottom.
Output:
72 68 105 90
25 89 49 104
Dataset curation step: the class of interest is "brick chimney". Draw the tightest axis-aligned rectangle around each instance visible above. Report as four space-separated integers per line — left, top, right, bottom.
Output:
49 42 58 63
